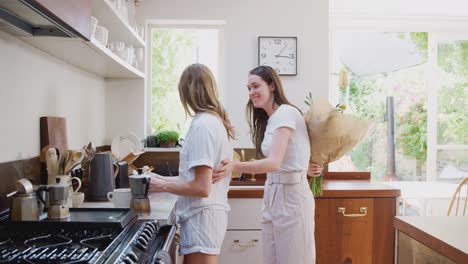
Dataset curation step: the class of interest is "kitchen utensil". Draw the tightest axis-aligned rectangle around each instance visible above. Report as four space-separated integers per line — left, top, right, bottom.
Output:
115 161 130 188
56 175 82 208
16 178 34 194
40 116 68 157
90 16 98 37
46 147 60 184
129 169 151 214
94 25 108 46
9 179 42 221
71 192 85 208
64 151 84 175
59 150 70 175
107 188 131 208
111 133 142 160
87 153 119 201
37 183 70 219
120 151 144 174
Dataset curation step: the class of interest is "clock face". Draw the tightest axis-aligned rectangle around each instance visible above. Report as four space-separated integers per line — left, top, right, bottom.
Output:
258 37 297 75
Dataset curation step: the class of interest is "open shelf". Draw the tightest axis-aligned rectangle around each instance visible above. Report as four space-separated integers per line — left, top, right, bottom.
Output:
20 36 144 79
92 0 145 48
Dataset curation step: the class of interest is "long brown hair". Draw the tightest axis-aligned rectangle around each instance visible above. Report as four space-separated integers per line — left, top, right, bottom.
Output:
178 64 235 140
246 66 297 157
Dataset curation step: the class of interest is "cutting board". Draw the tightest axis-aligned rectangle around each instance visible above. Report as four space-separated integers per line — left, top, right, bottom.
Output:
40 116 69 156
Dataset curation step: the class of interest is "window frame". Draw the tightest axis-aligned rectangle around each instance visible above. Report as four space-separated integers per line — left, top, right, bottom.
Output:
329 12 468 180
145 20 226 137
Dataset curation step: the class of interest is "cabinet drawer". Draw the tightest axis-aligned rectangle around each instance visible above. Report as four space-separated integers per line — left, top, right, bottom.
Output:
228 198 263 230
315 198 396 264
220 230 262 264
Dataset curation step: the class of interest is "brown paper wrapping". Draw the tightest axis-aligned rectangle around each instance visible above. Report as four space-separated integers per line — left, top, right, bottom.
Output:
304 97 372 166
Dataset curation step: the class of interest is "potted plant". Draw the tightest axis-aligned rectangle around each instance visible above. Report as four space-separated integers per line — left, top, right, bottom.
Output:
157 130 179 148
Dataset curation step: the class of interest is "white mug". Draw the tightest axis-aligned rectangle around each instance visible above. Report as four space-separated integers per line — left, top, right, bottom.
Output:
72 192 85 208
107 188 131 208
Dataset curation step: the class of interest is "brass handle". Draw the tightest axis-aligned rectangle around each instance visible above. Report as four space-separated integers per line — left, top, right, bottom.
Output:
337 207 368 217
234 239 258 248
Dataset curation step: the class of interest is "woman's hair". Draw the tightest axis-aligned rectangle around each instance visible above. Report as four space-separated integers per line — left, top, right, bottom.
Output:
246 66 297 157
178 63 235 140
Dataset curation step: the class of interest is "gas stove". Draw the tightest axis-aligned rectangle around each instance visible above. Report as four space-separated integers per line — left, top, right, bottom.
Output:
0 208 176 264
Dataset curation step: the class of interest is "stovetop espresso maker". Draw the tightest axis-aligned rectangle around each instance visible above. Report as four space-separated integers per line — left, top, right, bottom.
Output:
129 169 151 215
37 182 70 219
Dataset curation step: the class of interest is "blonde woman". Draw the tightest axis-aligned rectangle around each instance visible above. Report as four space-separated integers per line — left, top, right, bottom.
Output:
150 64 234 264
214 66 323 264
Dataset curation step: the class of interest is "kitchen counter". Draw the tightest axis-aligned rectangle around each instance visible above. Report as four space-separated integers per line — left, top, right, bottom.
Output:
228 180 401 198
82 192 177 224
394 216 468 263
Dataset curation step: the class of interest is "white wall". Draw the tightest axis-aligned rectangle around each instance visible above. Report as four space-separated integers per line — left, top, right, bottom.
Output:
136 0 329 147
331 0 468 16
105 79 146 143
0 31 107 163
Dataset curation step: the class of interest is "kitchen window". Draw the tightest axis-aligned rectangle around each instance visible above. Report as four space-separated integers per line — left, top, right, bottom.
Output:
148 23 223 138
328 27 467 182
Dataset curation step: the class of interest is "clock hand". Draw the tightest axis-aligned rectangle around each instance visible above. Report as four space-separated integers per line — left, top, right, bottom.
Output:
275 43 288 57
275 55 293 58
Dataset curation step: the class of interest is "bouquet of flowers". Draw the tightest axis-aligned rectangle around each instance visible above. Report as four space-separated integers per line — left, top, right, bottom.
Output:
304 96 372 196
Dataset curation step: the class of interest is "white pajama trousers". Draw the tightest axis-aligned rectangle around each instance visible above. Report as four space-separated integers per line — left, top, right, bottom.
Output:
262 171 316 264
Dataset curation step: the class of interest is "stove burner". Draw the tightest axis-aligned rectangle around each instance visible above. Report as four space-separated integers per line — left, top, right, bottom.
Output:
24 234 72 249
0 238 10 246
80 235 113 251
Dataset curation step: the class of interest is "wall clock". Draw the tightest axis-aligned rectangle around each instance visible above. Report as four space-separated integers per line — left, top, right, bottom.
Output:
258 36 297 76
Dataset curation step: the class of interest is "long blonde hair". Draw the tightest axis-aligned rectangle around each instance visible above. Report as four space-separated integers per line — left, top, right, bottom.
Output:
178 64 235 140
246 66 298 157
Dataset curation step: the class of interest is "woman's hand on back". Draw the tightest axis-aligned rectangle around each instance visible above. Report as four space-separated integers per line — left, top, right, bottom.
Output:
212 159 233 183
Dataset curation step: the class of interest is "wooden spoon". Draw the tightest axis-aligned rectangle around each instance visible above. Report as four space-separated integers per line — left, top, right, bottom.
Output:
65 151 84 175
59 151 70 175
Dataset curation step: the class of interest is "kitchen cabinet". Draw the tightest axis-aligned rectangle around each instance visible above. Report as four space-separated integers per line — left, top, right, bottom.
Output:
228 179 400 263
220 198 263 264
315 181 399 264
221 230 263 264
394 216 468 263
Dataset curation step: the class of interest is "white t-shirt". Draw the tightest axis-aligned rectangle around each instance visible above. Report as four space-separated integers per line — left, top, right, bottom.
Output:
261 104 310 172
176 112 232 222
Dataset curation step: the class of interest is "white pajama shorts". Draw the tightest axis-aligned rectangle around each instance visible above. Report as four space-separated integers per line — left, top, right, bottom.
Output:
179 209 228 255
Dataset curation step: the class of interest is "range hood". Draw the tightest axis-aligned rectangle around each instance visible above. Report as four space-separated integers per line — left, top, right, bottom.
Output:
0 0 89 39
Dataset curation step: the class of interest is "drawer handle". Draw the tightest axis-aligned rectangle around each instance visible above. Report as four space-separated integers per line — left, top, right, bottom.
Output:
234 239 258 248
337 207 368 217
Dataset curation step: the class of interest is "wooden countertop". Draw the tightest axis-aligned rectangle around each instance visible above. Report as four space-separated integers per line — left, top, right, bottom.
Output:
394 216 468 263
228 180 401 198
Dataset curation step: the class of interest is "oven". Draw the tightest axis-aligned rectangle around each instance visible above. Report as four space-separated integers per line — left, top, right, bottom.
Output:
0 208 177 264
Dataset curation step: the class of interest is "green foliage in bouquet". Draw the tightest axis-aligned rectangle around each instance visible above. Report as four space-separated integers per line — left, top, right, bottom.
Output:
310 175 324 196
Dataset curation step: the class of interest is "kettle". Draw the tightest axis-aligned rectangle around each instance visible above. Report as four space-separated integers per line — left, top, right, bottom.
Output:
9 179 41 221
87 153 119 201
